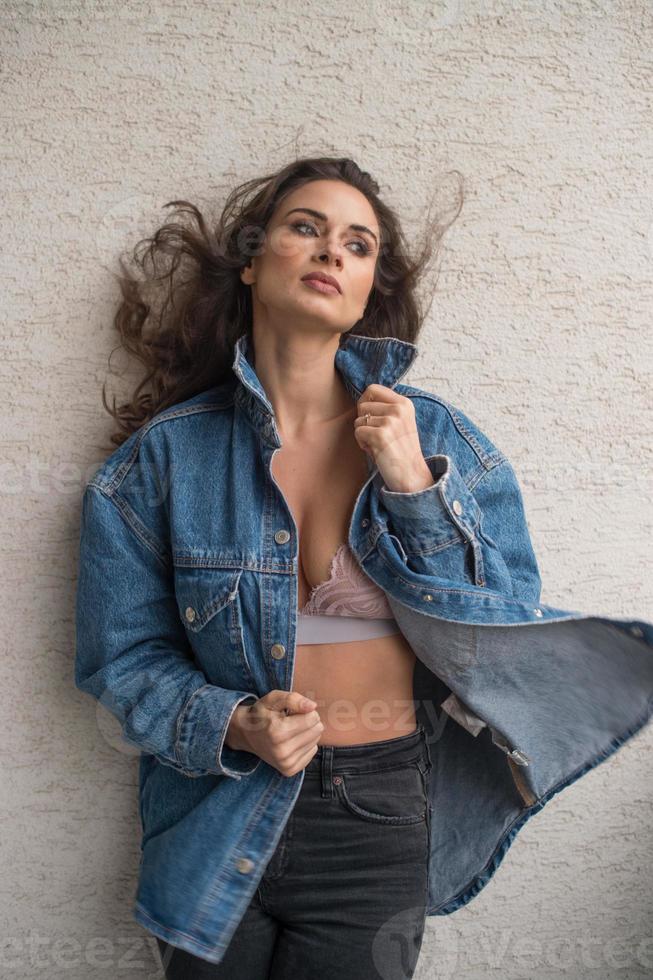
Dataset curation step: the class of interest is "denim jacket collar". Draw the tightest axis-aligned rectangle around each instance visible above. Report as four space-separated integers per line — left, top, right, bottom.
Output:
231 331 420 447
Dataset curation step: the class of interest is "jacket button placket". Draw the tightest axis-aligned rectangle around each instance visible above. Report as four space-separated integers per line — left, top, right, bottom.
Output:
271 529 292 683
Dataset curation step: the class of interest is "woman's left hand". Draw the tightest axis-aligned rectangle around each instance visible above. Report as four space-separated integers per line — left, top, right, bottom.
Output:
354 384 436 493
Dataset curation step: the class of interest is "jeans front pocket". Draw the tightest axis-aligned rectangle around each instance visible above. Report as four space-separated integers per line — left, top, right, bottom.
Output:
335 759 428 826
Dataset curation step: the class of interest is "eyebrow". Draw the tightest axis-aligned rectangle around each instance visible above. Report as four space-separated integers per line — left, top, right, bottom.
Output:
283 207 379 248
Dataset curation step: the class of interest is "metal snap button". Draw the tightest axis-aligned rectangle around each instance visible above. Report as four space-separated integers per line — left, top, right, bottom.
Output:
332 776 342 785
271 644 286 659
236 857 255 874
361 518 369 527
452 499 463 515
422 593 433 602
534 608 543 617
274 530 290 544
185 606 196 623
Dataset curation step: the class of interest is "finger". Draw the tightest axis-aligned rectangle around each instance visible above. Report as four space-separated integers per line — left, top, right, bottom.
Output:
356 400 395 417
280 718 324 756
290 741 320 774
353 428 376 457
354 414 394 430
283 708 322 731
360 383 404 403
354 415 375 429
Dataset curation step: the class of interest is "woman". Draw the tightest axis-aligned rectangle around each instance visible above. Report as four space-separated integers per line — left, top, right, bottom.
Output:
75 156 653 979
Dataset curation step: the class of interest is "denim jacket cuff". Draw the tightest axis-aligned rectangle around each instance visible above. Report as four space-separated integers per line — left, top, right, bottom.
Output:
175 686 261 779
378 454 482 554
218 694 263 778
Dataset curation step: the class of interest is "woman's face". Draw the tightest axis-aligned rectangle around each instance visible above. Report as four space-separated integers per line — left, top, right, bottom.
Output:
241 179 380 337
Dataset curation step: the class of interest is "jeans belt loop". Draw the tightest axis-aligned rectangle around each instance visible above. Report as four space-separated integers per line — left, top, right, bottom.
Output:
321 745 334 798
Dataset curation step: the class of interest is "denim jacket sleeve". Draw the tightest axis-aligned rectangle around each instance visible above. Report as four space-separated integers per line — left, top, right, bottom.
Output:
74 484 262 780
378 454 542 603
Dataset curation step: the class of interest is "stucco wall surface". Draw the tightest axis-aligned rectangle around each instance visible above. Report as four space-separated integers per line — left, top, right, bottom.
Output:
1 1 651 978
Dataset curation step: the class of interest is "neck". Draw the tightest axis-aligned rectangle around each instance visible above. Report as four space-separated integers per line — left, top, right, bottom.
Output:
250 328 356 441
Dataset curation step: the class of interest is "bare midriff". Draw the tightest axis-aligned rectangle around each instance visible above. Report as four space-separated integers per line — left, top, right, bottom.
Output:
292 633 418 745
270 401 418 747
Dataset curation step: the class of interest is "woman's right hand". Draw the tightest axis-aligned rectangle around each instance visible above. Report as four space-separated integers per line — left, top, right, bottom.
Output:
226 691 324 777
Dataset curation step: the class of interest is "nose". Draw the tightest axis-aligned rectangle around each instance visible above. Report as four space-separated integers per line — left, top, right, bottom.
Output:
317 237 343 266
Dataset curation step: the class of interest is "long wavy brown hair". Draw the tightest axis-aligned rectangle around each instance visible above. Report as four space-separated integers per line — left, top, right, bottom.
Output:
100 155 463 450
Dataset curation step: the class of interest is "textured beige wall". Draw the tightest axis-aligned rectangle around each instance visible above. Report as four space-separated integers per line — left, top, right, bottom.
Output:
1 1 651 977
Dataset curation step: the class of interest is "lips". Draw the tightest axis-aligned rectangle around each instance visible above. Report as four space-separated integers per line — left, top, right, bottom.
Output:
301 273 342 294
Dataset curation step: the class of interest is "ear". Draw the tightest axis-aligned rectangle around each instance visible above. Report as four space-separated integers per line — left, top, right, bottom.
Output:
240 260 255 286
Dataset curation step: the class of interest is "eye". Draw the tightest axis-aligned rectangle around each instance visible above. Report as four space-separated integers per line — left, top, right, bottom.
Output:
290 220 371 257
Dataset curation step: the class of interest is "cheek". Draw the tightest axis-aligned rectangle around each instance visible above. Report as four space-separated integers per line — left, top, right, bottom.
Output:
267 227 308 268
350 269 375 308
256 255 303 302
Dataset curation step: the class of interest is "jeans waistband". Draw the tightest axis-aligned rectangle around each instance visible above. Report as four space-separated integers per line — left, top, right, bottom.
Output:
304 723 428 780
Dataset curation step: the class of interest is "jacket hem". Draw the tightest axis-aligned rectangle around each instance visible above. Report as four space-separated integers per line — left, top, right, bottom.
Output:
427 697 653 916
133 902 229 965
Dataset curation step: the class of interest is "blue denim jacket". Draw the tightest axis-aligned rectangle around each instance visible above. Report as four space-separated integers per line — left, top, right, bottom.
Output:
74 331 653 964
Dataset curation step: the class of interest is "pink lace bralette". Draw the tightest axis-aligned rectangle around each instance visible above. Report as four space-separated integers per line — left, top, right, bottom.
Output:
296 543 401 644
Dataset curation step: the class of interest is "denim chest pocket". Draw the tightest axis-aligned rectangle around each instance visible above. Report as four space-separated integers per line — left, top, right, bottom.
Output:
335 758 429 826
173 565 257 691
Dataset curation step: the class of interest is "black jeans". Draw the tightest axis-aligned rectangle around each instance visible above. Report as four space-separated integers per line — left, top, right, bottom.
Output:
156 724 432 980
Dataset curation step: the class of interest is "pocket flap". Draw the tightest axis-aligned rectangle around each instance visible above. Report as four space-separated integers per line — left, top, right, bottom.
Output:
173 566 243 632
